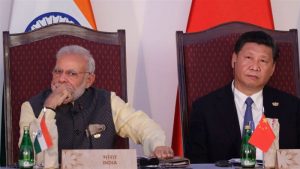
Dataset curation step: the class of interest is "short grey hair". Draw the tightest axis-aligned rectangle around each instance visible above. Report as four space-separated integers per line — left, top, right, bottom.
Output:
56 45 95 73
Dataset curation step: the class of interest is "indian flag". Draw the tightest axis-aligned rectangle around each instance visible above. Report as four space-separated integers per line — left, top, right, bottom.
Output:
9 0 97 33
33 115 53 154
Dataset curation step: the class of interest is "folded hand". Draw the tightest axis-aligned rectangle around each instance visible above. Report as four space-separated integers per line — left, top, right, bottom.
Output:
44 83 74 109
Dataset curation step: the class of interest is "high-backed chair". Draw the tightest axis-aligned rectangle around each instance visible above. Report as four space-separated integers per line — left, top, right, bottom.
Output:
3 23 128 165
176 21 300 155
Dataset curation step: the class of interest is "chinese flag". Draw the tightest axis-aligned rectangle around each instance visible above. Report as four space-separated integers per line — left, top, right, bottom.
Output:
249 115 276 152
171 0 274 156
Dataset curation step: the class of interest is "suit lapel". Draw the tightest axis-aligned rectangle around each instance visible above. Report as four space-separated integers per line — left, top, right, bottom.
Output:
263 87 280 119
216 84 242 140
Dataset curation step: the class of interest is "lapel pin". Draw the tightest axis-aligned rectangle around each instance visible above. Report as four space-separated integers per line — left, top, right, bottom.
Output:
272 102 279 107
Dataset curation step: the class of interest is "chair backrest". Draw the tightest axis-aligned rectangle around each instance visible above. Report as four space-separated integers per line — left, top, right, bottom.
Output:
176 21 300 154
3 23 128 165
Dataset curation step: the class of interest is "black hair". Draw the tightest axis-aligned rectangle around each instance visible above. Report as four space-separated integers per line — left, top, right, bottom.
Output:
234 31 279 62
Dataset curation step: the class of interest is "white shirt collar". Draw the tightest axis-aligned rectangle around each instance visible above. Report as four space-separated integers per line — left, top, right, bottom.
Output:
231 81 263 112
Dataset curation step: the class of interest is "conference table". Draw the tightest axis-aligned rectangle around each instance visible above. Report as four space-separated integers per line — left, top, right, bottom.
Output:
140 163 262 168
0 164 263 169
139 164 262 169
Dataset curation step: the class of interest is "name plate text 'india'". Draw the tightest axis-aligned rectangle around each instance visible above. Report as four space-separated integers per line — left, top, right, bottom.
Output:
61 149 137 169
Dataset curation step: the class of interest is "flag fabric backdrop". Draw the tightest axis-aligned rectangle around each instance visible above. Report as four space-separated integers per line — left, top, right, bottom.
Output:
9 0 97 33
172 0 274 156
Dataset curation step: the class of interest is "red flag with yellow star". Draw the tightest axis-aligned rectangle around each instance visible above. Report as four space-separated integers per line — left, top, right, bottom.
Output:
249 114 275 152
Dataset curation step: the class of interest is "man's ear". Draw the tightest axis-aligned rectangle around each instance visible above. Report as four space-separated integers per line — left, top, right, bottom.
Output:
85 73 95 88
270 62 276 77
231 53 237 69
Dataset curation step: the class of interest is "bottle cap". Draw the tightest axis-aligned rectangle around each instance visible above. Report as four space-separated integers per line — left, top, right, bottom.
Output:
244 125 251 130
23 126 30 130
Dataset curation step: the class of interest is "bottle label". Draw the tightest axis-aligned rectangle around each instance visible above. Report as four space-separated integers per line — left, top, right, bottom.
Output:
242 160 256 166
19 160 34 167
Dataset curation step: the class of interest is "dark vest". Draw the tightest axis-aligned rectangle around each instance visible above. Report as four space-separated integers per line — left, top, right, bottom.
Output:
29 87 117 159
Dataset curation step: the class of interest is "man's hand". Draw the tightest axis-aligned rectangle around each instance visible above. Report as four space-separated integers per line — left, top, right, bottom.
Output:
44 83 74 109
151 146 174 159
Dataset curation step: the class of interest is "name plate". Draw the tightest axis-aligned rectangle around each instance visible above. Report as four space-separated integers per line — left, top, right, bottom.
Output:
276 149 300 169
61 149 137 169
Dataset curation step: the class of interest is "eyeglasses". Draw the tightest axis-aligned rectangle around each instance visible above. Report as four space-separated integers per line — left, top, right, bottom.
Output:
52 68 91 79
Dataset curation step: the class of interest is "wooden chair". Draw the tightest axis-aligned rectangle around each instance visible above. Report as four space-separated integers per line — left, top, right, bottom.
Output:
176 21 300 155
3 23 128 165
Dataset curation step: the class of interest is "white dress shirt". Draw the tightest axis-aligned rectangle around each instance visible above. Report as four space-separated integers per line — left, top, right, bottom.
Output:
232 81 263 160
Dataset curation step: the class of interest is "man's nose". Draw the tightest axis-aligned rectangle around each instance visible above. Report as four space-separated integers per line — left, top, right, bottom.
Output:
250 60 261 71
57 72 68 82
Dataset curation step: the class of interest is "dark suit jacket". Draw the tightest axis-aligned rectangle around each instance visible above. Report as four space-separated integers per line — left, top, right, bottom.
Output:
186 83 300 163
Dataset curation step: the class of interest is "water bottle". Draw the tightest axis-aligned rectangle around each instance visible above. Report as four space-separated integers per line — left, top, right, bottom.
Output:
240 125 256 168
19 126 34 169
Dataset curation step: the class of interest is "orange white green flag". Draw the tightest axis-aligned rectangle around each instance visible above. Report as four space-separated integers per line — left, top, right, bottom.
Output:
9 0 97 33
31 116 53 154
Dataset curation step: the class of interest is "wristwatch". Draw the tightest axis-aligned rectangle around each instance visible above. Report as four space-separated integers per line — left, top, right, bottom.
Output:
43 107 55 112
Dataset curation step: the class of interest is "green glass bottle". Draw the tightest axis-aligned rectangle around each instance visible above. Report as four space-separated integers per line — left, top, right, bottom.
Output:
19 126 34 169
240 125 256 168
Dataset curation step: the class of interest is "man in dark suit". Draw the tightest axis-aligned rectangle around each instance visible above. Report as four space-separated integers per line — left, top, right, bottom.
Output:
186 31 300 163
